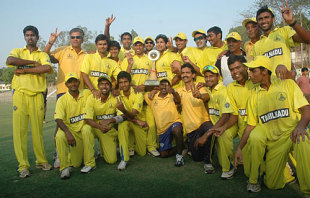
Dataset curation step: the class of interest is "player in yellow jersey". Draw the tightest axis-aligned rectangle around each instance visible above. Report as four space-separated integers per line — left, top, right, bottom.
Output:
242 18 261 62
6 26 53 178
54 72 87 179
81 34 121 98
234 56 310 195
116 71 148 170
253 3 310 77
109 40 122 66
82 74 125 173
194 65 237 179
176 64 213 173
144 36 155 55
121 37 159 157
189 29 208 66
118 32 135 61
155 34 182 88
145 78 184 166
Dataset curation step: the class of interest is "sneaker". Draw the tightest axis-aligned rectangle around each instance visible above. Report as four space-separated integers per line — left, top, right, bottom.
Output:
204 164 215 174
247 182 261 193
80 166 96 173
19 169 30 178
54 158 60 169
117 161 127 170
129 150 135 157
221 168 235 180
36 163 53 171
60 167 71 179
149 150 160 157
175 154 184 167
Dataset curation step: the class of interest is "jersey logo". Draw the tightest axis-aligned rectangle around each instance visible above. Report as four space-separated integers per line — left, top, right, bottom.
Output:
96 114 115 120
67 54 73 59
275 36 281 42
157 72 167 78
238 109 246 116
209 108 220 116
90 71 108 77
70 114 84 124
276 92 287 101
105 64 110 69
131 69 148 75
260 108 289 124
13 106 17 111
225 103 230 108
263 47 283 58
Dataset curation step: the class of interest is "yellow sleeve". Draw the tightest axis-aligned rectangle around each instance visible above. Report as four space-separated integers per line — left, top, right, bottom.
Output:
219 89 233 114
283 26 299 47
112 61 122 79
51 46 67 61
132 92 144 113
54 97 66 120
6 48 21 67
182 48 197 65
227 85 238 115
144 92 152 106
84 95 95 120
246 94 258 126
120 58 128 71
40 52 53 74
80 54 91 74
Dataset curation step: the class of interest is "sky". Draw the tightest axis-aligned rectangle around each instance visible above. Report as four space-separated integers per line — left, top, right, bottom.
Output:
0 0 255 67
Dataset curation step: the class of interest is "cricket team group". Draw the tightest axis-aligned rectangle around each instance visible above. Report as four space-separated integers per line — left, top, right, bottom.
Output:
6 2 310 195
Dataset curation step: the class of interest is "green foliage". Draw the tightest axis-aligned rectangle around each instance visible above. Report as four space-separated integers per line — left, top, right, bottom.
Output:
0 67 15 84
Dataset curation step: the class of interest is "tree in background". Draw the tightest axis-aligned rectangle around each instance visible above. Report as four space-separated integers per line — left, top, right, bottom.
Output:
0 67 14 84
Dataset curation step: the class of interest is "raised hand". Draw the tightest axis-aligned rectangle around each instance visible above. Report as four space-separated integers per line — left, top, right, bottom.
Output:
105 14 116 27
181 53 191 64
191 84 201 99
281 1 294 25
167 37 174 51
165 84 174 94
126 53 134 65
116 96 126 112
49 28 62 44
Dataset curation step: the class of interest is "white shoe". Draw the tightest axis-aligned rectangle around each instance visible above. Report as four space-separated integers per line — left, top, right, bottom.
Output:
149 150 160 157
54 158 60 169
117 161 127 170
247 182 261 193
204 164 215 174
175 154 184 167
19 169 30 178
60 167 71 179
129 150 135 157
221 168 235 179
80 166 96 173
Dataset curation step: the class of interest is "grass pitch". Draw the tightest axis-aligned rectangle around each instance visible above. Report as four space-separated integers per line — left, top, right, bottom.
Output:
0 99 304 198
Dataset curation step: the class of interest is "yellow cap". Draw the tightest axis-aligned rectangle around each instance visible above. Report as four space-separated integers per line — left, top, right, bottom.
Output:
133 36 145 45
242 18 257 27
98 74 112 84
159 78 171 85
202 65 220 75
173 32 187 40
144 36 155 43
65 72 79 82
226 32 242 41
192 29 206 37
244 55 271 71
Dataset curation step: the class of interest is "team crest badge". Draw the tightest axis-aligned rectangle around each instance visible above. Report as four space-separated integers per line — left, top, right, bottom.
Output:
276 92 287 101
13 106 17 111
225 103 230 108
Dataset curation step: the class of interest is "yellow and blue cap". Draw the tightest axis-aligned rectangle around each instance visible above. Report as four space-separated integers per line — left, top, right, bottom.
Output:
65 72 79 82
243 55 271 71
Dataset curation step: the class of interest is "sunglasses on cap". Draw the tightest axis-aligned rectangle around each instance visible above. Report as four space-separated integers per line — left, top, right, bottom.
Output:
194 36 204 42
70 36 82 39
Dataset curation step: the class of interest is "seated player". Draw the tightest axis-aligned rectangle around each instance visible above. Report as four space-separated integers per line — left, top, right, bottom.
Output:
145 78 184 166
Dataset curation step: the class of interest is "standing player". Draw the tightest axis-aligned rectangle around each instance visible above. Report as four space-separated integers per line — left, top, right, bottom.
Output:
118 32 135 61
54 72 86 179
7 25 53 177
176 64 213 173
81 34 121 98
116 71 148 170
145 78 184 166
82 75 125 173
144 36 155 55
253 3 310 78
242 18 261 62
234 56 310 195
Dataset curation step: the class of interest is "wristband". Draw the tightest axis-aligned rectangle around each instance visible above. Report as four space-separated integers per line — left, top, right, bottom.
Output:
114 115 124 124
289 20 297 27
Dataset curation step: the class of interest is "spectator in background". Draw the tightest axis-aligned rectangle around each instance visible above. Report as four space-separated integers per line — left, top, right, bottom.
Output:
297 67 310 102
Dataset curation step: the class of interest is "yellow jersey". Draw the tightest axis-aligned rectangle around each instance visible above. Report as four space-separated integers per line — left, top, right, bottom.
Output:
119 87 145 121
244 41 255 62
118 47 135 61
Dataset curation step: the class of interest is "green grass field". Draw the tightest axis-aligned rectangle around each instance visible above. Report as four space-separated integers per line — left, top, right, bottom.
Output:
0 100 304 198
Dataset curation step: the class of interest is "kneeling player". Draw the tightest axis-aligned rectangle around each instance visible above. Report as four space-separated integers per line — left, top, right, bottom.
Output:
145 78 184 166
55 73 87 179
82 75 125 173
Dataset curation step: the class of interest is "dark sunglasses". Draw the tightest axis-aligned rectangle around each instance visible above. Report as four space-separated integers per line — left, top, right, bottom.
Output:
145 41 154 44
70 36 82 39
194 36 204 42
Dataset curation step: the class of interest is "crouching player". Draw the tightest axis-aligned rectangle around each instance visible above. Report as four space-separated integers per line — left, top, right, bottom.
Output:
55 72 87 179
234 56 310 195
145 78 184 166
195 65 237 178
82 74 125 173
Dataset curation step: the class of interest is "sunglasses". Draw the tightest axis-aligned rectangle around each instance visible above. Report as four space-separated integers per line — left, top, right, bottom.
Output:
194 36 204 42
70 36 82 39
145 41 154 44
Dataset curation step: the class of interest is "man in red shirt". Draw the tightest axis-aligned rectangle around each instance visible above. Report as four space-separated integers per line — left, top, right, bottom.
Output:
297 67 310 102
